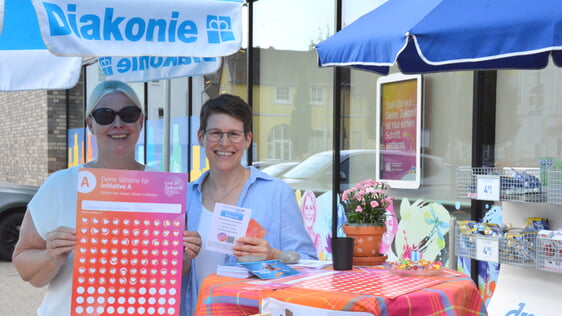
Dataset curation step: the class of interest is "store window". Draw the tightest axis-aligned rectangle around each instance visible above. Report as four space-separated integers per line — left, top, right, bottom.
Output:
145 78 190 172
252 0 335 177
342 60 473 266
496 63 562 167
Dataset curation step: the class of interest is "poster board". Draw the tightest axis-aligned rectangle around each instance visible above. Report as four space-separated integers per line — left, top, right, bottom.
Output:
375 73 422 189
72 168 187 316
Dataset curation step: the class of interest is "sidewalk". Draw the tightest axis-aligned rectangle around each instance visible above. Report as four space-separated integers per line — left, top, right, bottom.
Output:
0 260 46 315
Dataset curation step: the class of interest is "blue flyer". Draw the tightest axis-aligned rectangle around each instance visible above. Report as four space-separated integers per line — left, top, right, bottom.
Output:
239 259 300 279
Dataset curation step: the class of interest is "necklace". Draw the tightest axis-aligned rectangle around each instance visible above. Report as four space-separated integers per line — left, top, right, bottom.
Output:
205 169 247 204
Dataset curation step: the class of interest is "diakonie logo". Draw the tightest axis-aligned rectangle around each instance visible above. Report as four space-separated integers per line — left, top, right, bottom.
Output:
42 2 202 44
98 56 218 76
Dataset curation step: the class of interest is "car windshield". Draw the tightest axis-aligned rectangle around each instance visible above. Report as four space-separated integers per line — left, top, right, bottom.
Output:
282 153 331 179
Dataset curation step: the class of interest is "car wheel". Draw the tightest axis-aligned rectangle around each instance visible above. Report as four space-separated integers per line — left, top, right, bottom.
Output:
0 212 24 261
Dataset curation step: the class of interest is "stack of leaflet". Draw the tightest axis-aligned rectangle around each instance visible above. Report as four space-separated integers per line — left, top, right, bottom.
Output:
216 264 251 278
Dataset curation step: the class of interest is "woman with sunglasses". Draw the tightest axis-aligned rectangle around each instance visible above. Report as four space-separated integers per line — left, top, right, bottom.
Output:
13 80 202 316
182 94 317 316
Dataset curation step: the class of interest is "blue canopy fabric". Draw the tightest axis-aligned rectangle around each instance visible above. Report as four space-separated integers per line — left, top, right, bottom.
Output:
316 0 562 74
0 0 244 91
0 0 82 91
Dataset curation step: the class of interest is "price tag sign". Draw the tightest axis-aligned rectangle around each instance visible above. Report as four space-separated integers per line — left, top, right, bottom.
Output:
475 237 499 263
476 175 500 201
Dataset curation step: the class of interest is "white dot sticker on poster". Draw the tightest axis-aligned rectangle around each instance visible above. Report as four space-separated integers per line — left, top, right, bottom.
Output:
476 175 500 201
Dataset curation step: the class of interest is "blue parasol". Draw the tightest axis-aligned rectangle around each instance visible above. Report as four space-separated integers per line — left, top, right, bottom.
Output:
316 0 562 74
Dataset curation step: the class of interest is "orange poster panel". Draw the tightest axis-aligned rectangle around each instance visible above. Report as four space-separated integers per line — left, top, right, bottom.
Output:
72 168 187 316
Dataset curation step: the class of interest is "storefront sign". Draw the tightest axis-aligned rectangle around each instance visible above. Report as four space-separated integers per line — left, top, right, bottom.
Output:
98 56 221 83
32 0 243 57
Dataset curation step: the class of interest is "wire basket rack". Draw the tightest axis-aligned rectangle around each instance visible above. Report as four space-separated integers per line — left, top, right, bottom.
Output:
455 226 476 258
498 229 537 267
536 234 562 274
456 167 546 203
545 170 562 204
456 224 540 267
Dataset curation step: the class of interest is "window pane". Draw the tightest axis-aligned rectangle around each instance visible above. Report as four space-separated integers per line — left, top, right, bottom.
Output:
252 0 335 192
496 64 562 166
346 69 473 218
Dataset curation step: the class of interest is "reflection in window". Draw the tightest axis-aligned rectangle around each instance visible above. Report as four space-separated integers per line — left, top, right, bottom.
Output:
496 64 562 166
275 86 291 104
253 0 334 190
310 129 327 153
350 129 364 149
283 152 332 180
268 124 292 160
343 151 377 188
310 86 324 105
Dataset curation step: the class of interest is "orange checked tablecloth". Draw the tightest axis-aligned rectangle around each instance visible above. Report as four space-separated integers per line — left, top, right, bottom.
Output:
194 267 488 316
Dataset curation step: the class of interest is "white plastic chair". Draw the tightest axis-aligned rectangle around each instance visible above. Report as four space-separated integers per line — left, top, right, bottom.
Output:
260 298 374 316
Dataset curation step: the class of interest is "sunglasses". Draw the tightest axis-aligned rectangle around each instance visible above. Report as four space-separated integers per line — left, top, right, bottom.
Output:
90 106 142 125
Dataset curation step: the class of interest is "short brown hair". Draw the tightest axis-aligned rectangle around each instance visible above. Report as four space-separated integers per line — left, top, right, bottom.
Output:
199 94 252 134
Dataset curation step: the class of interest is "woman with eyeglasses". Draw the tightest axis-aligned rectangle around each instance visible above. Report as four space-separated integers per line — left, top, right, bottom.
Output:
182 94 317 316
13 80 202 316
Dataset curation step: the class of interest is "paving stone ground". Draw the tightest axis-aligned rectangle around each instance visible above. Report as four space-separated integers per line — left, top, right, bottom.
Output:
0 260 46 315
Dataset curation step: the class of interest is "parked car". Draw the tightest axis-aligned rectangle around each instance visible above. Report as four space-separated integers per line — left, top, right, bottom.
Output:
261 161 299 178
281 150 457 205
250 159 285 170
281 150 377 194
0 182 38 261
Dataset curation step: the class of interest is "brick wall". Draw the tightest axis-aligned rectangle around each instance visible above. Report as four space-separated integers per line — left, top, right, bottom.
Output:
0 76 85 186
46 78 85 175
0 90 49 186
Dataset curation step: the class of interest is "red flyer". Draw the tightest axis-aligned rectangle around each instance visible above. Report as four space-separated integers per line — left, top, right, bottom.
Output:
72 168 187 316
246 219 267 239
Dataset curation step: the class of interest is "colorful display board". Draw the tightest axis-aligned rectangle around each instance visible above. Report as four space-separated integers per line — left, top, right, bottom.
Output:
375 73 422 189
72 168 187 316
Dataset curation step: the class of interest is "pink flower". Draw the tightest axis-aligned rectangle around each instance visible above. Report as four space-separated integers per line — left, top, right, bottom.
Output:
341 179 393 225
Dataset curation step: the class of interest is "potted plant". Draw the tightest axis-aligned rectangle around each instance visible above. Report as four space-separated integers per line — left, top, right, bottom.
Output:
341 179 393 265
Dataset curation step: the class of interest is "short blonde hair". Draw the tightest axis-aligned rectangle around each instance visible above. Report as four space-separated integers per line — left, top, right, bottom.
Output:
86 80 143 115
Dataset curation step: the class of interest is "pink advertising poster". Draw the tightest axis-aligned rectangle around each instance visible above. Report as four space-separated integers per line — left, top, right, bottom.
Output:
72 168 187 316
376 73 422 189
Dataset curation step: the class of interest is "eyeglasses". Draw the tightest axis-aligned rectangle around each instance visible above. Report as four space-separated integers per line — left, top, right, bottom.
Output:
90 106 142 125
204 129 246 143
